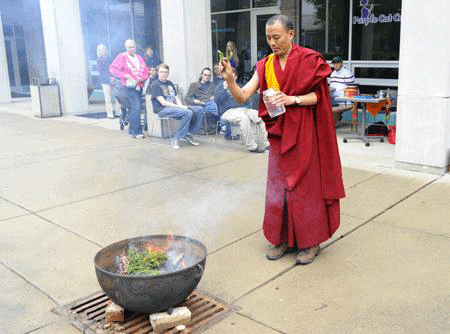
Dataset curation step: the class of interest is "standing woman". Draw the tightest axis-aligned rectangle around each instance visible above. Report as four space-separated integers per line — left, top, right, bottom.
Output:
97 44 118 119
225 41 240 69
109 39 149 138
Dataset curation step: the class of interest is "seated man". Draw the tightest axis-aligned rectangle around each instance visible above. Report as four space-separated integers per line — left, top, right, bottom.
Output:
329 56 355 98
150 64 204 149
215 68 269 153
329 56 355 124
185 67 218 134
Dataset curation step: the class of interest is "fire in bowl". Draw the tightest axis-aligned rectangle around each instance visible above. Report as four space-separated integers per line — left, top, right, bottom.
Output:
94 235 207 313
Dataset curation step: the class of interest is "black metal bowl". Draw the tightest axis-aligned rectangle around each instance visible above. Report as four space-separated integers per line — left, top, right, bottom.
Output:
94 235 207 313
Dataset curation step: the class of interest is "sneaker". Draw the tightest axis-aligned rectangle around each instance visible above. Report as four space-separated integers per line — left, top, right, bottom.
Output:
184 134 199 146
266 243 289 261
249 146 266 153
129 134 144 139
296 245 320 265
171 138 180 149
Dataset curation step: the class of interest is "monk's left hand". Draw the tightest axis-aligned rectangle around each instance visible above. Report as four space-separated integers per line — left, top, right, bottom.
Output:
270 91 295 106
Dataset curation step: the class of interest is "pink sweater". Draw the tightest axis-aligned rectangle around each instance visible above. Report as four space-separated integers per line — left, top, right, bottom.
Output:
109 52 149 88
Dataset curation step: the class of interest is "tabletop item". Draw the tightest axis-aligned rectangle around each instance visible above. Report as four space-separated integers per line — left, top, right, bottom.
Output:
375 90 386 98
344 85 359 98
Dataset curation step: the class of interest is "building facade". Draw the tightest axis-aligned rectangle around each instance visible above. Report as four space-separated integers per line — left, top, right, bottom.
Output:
1 0 450 174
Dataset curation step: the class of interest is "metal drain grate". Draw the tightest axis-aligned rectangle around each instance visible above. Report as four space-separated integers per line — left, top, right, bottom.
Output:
55 290 237 333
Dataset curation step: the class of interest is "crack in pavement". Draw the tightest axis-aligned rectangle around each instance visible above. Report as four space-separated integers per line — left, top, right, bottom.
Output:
232 175 443 307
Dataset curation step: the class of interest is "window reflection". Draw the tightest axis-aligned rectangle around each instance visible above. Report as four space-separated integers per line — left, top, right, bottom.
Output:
301 0 325 51
256 14 273 61
300 0 349 59
355 67 398 79
253 0 278 7
211 0 250 12
108 0 133 57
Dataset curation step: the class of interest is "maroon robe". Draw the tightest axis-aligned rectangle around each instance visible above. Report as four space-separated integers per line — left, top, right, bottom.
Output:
256 44 345 248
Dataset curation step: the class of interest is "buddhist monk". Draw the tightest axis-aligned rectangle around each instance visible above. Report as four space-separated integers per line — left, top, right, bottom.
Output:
220 14 345 265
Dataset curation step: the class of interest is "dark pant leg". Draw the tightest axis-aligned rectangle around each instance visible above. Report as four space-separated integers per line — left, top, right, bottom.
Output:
158 107 193 139
188 106 205 135
125 88 143 136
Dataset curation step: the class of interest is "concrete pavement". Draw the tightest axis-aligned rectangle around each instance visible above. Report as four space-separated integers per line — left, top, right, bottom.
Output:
0 103 449 334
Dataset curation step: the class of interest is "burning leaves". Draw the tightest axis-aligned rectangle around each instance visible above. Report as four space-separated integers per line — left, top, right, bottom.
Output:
116 236 188 276
118 249 168 276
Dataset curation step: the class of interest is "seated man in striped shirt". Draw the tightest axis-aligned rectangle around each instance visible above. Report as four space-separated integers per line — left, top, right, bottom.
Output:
329 56 355 98
329 56 355 124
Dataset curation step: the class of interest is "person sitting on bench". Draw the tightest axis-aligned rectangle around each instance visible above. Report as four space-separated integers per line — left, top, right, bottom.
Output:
150 64 205 149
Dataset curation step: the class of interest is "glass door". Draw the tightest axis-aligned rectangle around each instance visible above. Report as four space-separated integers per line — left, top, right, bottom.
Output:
3 24 30 97
250 7 280 67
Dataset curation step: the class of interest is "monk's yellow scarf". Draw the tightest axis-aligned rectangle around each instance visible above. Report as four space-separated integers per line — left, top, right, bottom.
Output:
264 54 280 91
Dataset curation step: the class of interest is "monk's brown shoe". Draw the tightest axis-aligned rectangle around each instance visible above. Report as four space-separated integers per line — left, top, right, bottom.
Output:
266 243 289 260
296 245 320 265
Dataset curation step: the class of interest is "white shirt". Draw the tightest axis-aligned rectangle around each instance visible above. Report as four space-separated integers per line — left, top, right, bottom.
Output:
329 67 355 97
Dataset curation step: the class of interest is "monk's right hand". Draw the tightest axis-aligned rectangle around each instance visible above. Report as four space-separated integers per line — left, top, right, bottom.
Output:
219 59 233 81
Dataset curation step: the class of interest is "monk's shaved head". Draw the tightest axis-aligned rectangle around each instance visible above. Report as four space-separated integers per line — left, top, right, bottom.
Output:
266 15 294 32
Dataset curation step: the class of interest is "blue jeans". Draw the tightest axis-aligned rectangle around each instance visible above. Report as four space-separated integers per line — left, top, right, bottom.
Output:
158 106 204 139
122 87 143 136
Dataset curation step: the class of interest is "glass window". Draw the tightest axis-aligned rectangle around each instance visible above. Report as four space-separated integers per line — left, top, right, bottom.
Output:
256 14 273 61
132 0 146 53
140 0 162 60
211 12 250 82
327 0 349 59
3 25 13 37
211 0 250 13
211 12 250 63
301 0 325 52
354 67 398 79
80 1 109 60
4 40 16 87
300 0 349 60
16 38 30 86
253 0 278 7
80 0 161 91
108 0 133 57
351 0 401 60
14 25 24 37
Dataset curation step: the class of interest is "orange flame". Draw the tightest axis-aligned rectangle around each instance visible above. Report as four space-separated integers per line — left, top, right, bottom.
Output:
147 232 174 254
